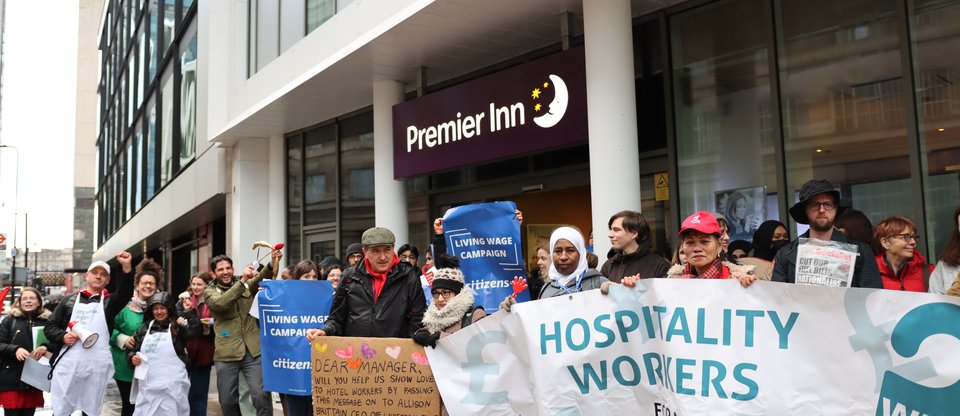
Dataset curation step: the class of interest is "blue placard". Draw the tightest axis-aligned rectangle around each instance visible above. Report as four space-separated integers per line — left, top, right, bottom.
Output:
258 280 334 396
442 201 530 310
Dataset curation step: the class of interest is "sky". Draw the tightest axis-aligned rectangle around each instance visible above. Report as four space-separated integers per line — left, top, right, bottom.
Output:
0 2 79 252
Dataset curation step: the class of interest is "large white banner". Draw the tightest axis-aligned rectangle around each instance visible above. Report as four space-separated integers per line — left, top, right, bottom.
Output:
425 279 960 415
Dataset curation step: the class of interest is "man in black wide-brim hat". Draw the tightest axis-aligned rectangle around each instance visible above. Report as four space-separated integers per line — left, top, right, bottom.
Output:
771 179 882 288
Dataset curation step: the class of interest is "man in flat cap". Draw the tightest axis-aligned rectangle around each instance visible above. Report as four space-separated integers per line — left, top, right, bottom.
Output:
772 179 882 288
307 227 426 339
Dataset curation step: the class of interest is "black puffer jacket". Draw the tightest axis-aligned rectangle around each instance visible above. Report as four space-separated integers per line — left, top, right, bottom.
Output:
600 238 671 283
322 260 426 338
0 307 52 391
126 309 201 367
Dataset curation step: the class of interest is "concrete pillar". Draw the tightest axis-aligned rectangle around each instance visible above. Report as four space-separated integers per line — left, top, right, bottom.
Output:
583 0 641 258
372 80 408 244
228 138 270 267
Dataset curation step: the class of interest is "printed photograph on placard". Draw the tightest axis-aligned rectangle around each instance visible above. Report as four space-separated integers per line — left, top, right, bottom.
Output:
715 186 767 242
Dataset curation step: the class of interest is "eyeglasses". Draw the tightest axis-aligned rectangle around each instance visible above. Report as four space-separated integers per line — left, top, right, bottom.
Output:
431 290 455 300
806 201 836 211
888 233 920 242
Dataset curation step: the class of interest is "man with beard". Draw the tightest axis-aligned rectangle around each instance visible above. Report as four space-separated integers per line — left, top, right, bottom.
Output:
772 180 882 288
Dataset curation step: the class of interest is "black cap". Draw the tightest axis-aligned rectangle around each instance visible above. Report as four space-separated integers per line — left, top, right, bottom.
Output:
345 243 363 257
789 180 846 224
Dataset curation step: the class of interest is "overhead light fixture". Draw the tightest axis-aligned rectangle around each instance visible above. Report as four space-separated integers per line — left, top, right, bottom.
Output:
521 184 544 193
938 128 945 132
815 148 823 153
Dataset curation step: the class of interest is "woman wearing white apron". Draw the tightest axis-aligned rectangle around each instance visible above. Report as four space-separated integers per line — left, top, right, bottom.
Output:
128 292 200 416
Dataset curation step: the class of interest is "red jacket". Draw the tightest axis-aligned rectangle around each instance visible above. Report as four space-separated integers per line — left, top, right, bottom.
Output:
876 252 929 292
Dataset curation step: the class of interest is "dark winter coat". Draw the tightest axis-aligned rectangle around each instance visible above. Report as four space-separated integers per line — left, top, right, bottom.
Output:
322 260 426 338
45 269 135 359
177 299 215 367
600 245 671 283
0 307 51 391
126 309 201 367
771 230 883 288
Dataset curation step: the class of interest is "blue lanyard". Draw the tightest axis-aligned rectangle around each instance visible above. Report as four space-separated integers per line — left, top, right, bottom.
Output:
556 271 586 296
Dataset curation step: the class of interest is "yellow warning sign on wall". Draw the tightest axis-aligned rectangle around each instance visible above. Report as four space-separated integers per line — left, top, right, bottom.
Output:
654 172 669 201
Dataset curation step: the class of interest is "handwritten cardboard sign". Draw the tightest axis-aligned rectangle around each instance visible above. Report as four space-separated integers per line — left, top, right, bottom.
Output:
312 337 441 416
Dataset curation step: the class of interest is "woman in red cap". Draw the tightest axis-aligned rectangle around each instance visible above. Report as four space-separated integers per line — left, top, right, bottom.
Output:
625 212 757 288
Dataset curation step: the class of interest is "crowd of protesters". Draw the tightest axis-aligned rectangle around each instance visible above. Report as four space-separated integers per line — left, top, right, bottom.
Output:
1 178 959 415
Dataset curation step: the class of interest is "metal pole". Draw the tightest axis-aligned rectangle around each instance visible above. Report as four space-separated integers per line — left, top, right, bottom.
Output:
23 212 28 286
0 145 18 282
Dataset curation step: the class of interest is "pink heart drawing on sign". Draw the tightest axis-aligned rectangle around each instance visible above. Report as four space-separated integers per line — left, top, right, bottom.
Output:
360 343 376 359
385 346 401 359
411 351 429 365
335 345 353 359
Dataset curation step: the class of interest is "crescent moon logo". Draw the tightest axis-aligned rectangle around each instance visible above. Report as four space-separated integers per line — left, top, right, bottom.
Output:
533 74 569 128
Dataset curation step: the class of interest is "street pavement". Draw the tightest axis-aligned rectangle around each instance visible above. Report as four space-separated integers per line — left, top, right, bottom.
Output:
25 373 286 416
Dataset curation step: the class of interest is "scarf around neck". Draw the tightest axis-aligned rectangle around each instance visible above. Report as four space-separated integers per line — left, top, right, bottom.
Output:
421 289 475 333
680 258 727 279
547 226 589 287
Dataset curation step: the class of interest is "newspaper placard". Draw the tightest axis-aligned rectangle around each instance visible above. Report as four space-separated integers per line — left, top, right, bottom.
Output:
794 238 858 287
311 337 440 416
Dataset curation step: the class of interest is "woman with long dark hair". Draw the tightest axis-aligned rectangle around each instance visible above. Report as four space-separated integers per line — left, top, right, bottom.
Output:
930 206 960 294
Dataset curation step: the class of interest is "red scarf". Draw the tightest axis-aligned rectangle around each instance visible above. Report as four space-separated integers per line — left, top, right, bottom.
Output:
365 254 401 303
191 293 212 320
680 259 729 279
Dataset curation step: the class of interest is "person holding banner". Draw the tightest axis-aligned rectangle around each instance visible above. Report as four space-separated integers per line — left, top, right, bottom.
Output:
413 253 485 416
772 180 882 288
46 251 134 416
205 250 281 416
502 226 608 311
600 210 671 282
306 227 426 340
874 216 929 292
0 287 50 416
110 258 163 416
660 211 757 286
930 206 960 294
127 292 201 416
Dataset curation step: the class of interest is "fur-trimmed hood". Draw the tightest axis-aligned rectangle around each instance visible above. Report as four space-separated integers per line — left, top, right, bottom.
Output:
667 261 754 278
421 289 475 334
6 306 51 320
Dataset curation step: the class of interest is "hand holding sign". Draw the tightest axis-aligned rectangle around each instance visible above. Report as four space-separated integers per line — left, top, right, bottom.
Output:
511 276 528 298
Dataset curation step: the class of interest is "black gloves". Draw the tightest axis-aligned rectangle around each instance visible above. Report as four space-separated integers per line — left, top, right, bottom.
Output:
412 330 441 348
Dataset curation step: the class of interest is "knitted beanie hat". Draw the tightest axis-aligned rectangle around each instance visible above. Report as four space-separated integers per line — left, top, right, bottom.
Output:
431 254 465 294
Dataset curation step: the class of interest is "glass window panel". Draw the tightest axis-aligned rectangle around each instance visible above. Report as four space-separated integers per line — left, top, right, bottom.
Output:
256 0 280 71
146 98 157 199
134 126 143 211
280 0 305 53
780 0 909 235
127 138 136 220
306 0 335 33
121 145 129 222
137 24 145 108
304 124 337 225
339 112 374 246
128 59 136 126
183 0 194 17
179 32 197 167
671 0 779 242
911 0 960 258
161 68 174 186
164 0 175 50
287 135 303 264
150 0 161 63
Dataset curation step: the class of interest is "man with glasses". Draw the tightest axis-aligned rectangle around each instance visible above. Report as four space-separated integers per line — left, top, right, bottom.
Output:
306 227 426 340
772 179 882 288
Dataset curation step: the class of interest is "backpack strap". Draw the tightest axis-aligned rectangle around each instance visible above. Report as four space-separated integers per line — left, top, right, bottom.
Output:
461 306 483 328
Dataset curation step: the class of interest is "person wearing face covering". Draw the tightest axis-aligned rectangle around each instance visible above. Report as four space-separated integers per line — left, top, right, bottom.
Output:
500 227 609 311
751 220 790 261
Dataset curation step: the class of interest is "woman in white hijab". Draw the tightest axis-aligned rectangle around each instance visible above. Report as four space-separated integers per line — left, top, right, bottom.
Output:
501 226 609 311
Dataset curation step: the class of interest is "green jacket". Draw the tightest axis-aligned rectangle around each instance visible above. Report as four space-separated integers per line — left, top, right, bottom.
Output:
110 305 144 382
205 264 273 362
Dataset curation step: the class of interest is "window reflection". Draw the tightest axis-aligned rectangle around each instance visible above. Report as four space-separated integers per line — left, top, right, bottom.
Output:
780 0 913 226
671 0 779 230
161 69 174 186
179 34 197 167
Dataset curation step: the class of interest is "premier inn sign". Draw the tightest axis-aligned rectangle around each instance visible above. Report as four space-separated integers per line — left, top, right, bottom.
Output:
392 47 587 178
